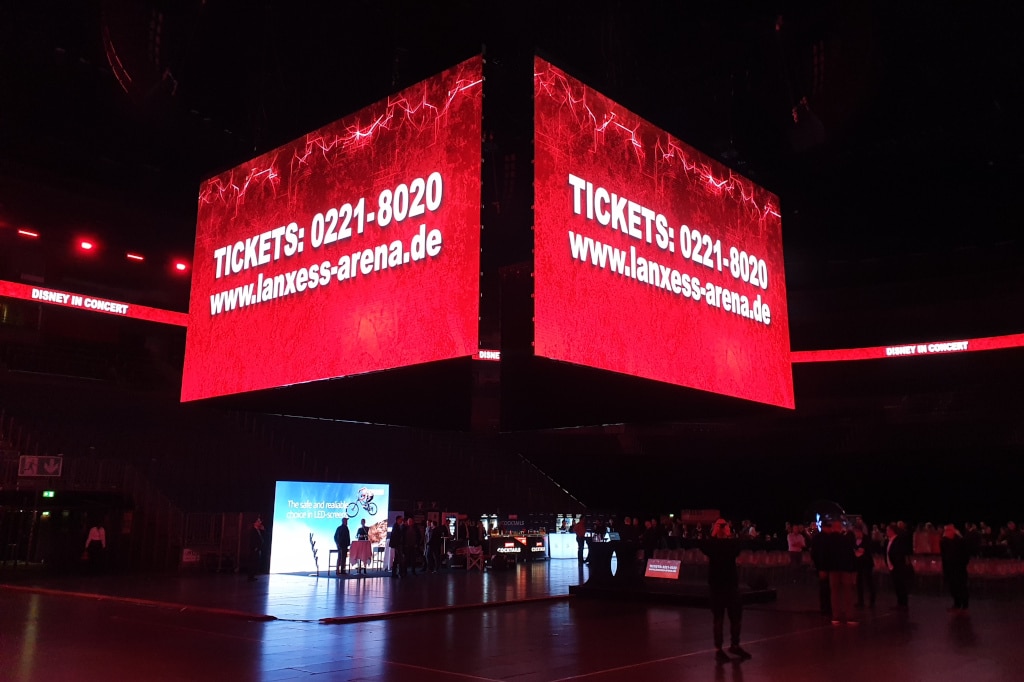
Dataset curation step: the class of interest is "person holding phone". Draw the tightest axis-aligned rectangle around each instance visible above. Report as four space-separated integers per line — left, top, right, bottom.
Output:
700 518 752 663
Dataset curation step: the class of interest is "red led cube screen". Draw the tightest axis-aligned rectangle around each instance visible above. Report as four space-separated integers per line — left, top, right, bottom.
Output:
533 57 794 408
182 56 483 402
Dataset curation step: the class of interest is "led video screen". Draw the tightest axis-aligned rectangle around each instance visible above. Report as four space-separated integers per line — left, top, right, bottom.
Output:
791 333 1024 363
533 57 794 408
269 480 389 574
181 56 483 402
0 280 187 326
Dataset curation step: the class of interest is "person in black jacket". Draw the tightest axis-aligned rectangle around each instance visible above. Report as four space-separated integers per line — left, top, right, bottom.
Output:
389 516 406 579
885 523 912 609
403 519 421 575
640 519 659 566
333 517 351 576
700 519 752 663
424 519 445 573
940 523 971 612
823 519 858 625
247 516 265 582
809 523 832 617
852 526 877 608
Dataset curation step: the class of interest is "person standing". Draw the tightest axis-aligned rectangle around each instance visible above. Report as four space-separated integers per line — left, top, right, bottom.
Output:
809 523 832 617
356 518 369 541
700 519 752 663
85 520 107 573
404 518 421 575
334 517 351 576
787 524 807 576
940 523 971 613
389 516 406 579
886 523 911 609
618 516 634 543
819 518 860 622
424 520 443 573
467 518 482 547
641 519 658 566
1006 521 1024 559
573 516 588 564
853 526 877 608
247 516 265 582
823 519 858 625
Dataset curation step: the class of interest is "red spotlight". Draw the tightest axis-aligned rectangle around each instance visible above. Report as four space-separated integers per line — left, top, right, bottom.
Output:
173 260 190 274
126 252 145 262
79 240 95 251
17 228 40 238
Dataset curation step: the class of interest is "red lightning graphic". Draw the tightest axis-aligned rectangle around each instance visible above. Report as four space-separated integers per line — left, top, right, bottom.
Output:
535 64 779 225
200 63 482 210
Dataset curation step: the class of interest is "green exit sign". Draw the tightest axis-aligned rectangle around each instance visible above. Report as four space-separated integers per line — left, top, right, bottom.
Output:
42 490 55 498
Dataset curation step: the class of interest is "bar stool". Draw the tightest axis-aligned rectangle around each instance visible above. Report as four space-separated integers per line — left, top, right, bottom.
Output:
371 544 386 571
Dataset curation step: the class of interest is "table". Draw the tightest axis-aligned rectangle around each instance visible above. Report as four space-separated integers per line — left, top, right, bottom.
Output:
349 540 372 568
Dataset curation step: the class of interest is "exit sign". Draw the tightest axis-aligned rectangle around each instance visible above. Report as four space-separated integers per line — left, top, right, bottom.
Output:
42 490 55 498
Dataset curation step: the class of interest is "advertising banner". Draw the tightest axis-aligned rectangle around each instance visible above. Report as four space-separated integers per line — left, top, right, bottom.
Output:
269 480 389 575
534 57 793 408
183 57 483 401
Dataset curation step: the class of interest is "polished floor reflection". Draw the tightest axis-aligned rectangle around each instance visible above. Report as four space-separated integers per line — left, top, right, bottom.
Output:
2 560 1022 681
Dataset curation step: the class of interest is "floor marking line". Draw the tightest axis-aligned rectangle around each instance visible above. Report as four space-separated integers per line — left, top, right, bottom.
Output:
109 614 265 643
383 658 502 681
0 584 276 621
320 593 571 624
551 613 897 680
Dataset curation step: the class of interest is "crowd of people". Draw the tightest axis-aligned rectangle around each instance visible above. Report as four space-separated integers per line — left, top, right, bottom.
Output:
242 510 1012 665
796 517 976 621
565 512 1024 562
385 516 448 578
319 515 498 579
575 513 991 662
571 513 1012 619
785 518 1024 561
242 510 1022 589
